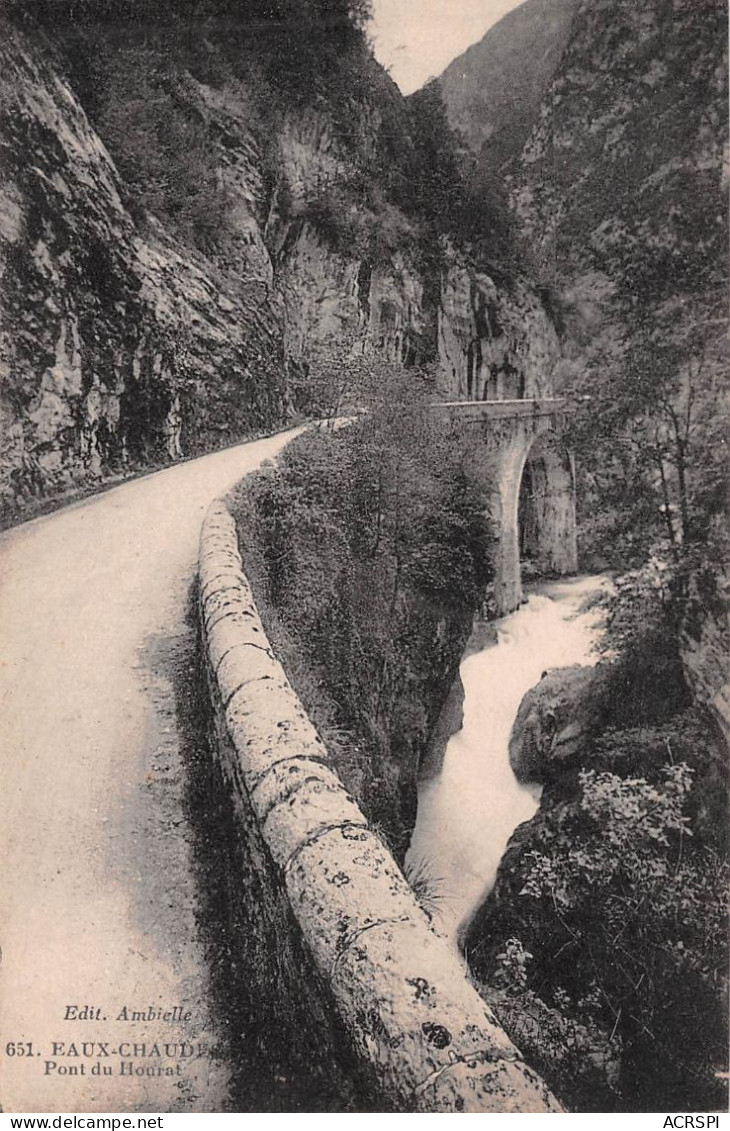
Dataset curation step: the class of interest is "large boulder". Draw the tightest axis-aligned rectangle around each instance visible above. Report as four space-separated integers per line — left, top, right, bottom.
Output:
508 664 601 783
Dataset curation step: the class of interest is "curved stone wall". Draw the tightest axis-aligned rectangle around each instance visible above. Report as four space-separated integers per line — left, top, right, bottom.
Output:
198 497 562 1113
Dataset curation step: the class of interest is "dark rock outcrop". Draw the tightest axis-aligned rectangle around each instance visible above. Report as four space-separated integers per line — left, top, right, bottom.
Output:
0 24 287 519
508 663 601 782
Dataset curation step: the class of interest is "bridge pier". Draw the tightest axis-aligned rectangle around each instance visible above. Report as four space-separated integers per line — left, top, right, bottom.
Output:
488 438 528 615
519 435 577 578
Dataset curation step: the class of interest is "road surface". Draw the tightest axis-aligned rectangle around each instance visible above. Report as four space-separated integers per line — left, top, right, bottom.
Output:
0 430 300 1113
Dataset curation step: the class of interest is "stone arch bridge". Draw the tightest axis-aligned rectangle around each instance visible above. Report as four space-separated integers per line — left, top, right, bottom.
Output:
432 399 578 615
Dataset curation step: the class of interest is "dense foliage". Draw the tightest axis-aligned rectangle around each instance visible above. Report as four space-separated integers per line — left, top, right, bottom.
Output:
228 379 492 857
9 0 523 368
399 81 520 271
10 0 387 260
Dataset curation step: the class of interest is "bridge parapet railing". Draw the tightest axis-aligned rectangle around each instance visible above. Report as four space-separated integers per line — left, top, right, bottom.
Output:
429 398 572 423
198 498 563 1113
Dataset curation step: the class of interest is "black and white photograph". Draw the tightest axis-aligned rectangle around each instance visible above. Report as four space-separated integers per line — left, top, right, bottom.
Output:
0 0 728 1116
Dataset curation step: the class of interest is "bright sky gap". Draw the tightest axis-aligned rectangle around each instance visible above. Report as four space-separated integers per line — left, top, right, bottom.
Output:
369 0 527 94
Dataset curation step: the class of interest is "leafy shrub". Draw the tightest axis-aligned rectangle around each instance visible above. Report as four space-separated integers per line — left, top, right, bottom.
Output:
503 762 726 1111
595 551 691 723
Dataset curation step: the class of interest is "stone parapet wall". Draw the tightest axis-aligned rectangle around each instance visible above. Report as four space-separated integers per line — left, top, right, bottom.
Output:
198 497 562 1113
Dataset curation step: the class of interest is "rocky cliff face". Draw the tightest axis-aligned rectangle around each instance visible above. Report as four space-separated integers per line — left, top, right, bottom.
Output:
439 0 728 346
509 0 728 295
504 0 729 724
438 247 559 401
508 664 601 783
0 24 287 519
1 14 562 525
440 0 728 592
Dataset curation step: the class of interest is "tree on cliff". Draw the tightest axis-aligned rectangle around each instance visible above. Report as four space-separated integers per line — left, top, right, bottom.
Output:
399 79 516 265
497 0 729 572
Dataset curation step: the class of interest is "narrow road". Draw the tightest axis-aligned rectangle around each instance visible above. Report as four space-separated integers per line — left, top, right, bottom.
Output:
0 429 300 1113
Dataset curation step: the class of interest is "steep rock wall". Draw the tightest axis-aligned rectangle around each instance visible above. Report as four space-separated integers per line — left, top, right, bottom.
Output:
277 222 364 361
438 0 578 172
508 664 601 782
438 249 560 401
199 497 562 1113
0 25 286 519
266 95 433 372
509 0 728 288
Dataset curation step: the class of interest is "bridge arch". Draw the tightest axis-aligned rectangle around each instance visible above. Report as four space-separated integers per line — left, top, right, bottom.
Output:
433 400 577 615
495 428 577 612
519 432 577 576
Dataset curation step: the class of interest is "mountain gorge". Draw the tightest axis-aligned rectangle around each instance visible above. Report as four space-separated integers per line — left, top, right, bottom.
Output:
439 0 578 177
0 2 560 525
434 0 728 1112
508 0 727 297
1 0 727 1114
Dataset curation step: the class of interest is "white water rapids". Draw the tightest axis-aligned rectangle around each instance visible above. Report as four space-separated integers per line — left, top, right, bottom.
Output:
406 574 609 948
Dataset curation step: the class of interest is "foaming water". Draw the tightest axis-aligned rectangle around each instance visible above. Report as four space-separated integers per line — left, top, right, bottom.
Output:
406 574 609 948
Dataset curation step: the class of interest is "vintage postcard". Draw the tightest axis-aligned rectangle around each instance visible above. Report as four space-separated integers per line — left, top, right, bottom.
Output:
1 0 727 1116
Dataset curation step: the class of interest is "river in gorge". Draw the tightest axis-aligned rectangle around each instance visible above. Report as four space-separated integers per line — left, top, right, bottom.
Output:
406 573 610 949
